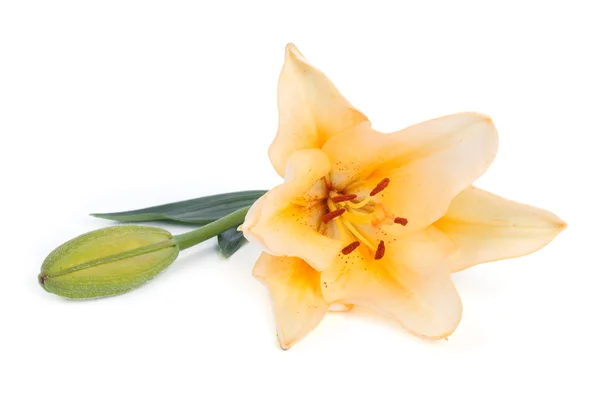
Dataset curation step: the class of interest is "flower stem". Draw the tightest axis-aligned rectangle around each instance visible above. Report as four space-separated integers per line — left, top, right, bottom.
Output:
173 206 250 251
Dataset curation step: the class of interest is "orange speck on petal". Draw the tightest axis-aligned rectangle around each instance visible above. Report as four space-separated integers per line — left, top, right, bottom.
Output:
374 240 385 260
370 178 390 196
322 208 346 223
341 241 360 255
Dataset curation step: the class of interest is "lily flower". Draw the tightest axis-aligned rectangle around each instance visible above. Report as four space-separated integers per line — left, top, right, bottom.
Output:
243 44 565 349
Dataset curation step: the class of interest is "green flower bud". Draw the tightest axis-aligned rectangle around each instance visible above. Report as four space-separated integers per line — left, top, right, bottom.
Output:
39 225 179 299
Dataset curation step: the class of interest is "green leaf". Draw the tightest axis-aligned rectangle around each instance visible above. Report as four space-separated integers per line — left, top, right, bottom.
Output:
92 190 266 224
218 227 248 258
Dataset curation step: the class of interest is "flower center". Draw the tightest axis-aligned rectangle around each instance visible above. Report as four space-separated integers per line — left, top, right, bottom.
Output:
321 178 407 260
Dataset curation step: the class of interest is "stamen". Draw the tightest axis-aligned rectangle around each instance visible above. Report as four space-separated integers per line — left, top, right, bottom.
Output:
370 178 390 196
341 241 360 255
335 216 351 243
322 208 346 223
327 198 351 242
345 196 371 209
394 217 408 226
342 219 377 251
332 194 357 203
343 208 374 225
374 240 386 260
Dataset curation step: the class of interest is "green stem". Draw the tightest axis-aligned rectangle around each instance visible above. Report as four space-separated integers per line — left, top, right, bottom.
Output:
41 207 250 282
173 206 250 251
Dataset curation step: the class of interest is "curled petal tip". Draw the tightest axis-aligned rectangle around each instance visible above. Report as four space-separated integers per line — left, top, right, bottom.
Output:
277 329 295 351
285 42 299 55
475 112 493 124
460 112 495 127
556 219 567 232
285 42 308 64
555 215 567 228
278 340 291 351
429 328 459 341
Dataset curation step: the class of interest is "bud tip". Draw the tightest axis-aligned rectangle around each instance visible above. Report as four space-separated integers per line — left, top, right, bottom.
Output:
38 273 50 292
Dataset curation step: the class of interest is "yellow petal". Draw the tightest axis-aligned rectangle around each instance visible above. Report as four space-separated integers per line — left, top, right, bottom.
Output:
321 122 384 189
253 253 328 350
330 113 498 234
328 303 354 312
434 186 567 272
268 43 369 176
321 227 462 339
241 194 270 250
242 149 343 271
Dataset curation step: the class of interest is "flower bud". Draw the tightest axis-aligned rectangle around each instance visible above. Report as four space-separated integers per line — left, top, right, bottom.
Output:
39 225 179 299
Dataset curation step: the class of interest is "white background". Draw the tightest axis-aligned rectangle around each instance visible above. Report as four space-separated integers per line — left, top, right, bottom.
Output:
2 1 599 399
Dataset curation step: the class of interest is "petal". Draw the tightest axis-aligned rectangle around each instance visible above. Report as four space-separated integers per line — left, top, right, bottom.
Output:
253 253 328 350
321 227 462 338
328 303 354 312
241 194 269 251
242 149 343 271
326 113 498 234
434 186 567 272
268 43 369 176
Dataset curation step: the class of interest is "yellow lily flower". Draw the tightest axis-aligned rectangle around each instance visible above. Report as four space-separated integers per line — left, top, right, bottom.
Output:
243 43 566 350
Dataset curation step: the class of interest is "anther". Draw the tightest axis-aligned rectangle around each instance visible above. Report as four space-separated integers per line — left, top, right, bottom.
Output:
322 208 346 223
341 241 360 255
332 194 357 203
394 217 408 226
370 178 390 196
374 240 385 260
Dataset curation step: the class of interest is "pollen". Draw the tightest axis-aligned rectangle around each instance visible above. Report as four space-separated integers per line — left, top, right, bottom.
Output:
322 208 346 223
374 240 385 260
341 241 360 255
332 194 357 203
394 217 408 226
369 178 390 196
